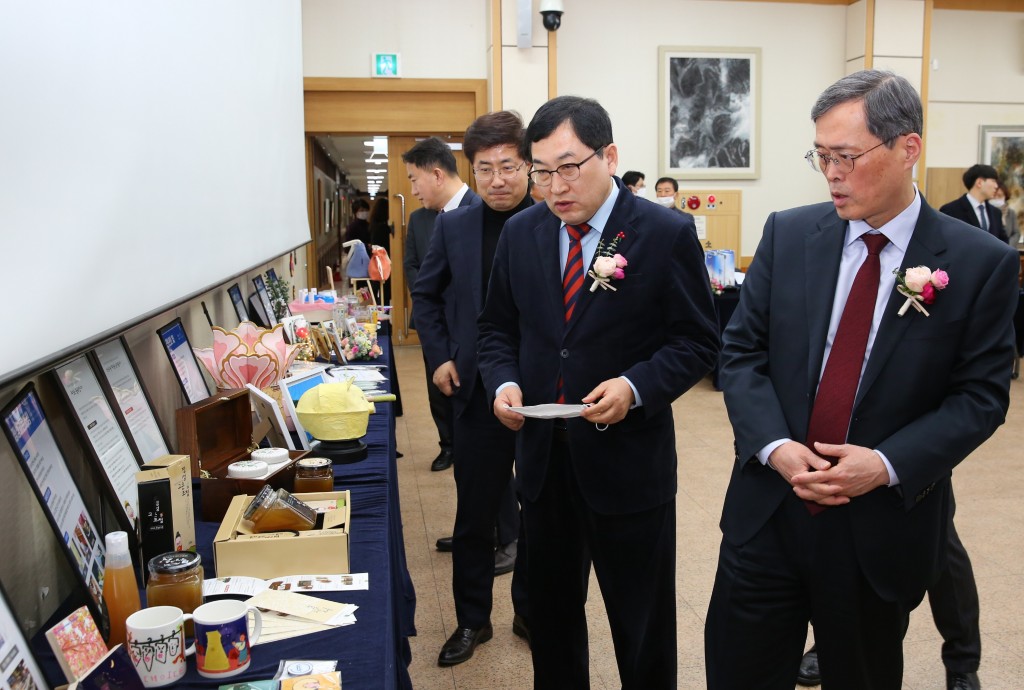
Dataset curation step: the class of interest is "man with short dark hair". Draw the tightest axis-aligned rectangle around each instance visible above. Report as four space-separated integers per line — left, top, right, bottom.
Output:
706 70 1018 689
940 164 1007 242
413 111 532 667
478 95 719 688
402 138 475 475
654 176 680 210
621 169 646 196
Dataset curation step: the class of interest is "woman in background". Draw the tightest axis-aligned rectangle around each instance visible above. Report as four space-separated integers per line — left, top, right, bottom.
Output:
993 182 1020 247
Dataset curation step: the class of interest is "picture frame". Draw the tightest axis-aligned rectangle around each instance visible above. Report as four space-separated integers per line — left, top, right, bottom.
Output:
156 317 212 404
246 383 294 451
252 275 278 327
227 282 250 325
978 125 1024 219
0 580 48 690
277 369 330 450
324 319 348 365
658 46 761 180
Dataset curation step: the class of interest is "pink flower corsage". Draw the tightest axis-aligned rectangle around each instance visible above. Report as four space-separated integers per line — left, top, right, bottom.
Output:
588 232 627 292
893 266 948 317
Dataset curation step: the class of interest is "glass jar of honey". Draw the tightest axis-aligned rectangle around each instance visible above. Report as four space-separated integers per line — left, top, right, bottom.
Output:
294 457 334 493
243 485 317 533
146 551 204 634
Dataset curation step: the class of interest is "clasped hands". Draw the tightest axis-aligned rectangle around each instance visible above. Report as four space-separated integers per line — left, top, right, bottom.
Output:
493 377 635 432
768 440 890 506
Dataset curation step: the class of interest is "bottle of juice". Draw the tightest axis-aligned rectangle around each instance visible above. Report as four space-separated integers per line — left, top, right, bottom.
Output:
102 531 141 648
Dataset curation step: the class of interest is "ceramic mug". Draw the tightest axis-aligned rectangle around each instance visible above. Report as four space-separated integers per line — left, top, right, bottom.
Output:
125 606 196 687
192 599 263 679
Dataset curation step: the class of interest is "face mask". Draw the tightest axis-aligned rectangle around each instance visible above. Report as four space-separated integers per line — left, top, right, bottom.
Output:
655 195 676 208
990 198 1005 209
632 186 647 198
356 211 369 220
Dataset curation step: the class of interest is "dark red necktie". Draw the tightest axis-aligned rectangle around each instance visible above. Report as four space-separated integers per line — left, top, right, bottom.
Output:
804 233 889 515
557 223 590 403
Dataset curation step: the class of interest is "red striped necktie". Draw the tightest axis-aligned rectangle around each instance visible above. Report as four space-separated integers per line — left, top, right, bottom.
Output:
557 223 591 403
804 232 889 515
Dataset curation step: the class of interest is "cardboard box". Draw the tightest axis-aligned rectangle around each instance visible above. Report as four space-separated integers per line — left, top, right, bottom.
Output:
174 388 308 521
213 491 350 579
136 455 197 573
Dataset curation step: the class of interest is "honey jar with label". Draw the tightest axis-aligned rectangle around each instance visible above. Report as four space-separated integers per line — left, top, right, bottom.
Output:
146 551 204 634
294 457 334 493
243 485 317 533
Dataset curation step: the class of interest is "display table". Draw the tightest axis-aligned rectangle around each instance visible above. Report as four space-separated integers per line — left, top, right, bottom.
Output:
32 336 414 689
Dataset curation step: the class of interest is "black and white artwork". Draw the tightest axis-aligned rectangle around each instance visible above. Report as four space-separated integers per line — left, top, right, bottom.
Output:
659 47 760 180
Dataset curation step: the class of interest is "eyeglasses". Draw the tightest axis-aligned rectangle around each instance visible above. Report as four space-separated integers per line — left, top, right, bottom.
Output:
473 161 527 181
528 145 606 186
805 137 897 175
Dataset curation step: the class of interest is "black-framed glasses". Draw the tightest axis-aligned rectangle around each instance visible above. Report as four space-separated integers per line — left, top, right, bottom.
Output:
473 161 527 181
805 137 896 175
528 145 606 186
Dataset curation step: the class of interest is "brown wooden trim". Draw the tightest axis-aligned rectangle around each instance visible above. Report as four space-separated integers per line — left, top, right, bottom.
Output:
304 78 488 95
304 136 316 289
548 30 557 99
864 0 875 69
491 0 502 110
919 0 934 195
935 0 1023 10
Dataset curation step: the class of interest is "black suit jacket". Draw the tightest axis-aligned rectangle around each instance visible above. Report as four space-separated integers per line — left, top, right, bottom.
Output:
719 198 1017 605
412 196 532 414
939 194 1007 242
402 189 477 328
477 178 720 514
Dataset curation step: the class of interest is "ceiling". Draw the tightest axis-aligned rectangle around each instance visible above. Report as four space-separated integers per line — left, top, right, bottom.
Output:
315 134 389 198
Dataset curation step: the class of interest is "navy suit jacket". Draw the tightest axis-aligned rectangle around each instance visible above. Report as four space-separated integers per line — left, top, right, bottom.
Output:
477 178 720 514
412 196 532 414
719 198 1017 605
939 193 1007 243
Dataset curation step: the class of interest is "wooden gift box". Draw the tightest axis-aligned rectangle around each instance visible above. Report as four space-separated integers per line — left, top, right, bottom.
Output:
175 388 308 521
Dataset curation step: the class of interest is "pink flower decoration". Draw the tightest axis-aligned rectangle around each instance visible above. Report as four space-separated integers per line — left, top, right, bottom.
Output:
194 321 298 390
613 253 628 268
921 283 936 304
903 266 932 293
931 269 949 289
613 268 625 280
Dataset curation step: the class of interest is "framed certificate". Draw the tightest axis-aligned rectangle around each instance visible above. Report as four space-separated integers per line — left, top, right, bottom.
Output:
246 383 294 451
252 275 278 327
92 337 170 463
0 580 47 690
51 355 141 537
1 383 107 627
277 369 329 451
156 318 212 405
227 283 250 325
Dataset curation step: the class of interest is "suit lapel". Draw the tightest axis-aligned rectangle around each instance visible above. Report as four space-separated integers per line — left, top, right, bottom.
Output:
959 195 980 228
533 214 565 323
805 215 847 397
461 205 485 313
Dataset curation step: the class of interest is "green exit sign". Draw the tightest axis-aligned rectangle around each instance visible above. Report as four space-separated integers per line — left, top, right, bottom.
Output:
372 53 400 78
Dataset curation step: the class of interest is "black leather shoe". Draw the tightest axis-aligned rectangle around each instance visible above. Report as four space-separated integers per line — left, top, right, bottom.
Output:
437 623 493 666
797 645 821 687
494 540 517 576
430 450 453 471
947 670 981 690
512 614 530 647
435 536 453 552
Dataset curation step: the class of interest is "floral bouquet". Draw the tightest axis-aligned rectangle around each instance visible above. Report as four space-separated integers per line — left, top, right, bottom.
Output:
339 325 382 361
710 277 724 296
893 266 949 317
589 231 628 292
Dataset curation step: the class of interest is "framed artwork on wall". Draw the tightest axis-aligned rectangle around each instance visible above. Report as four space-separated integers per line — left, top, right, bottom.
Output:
979 125 1024 219
659 46 761 180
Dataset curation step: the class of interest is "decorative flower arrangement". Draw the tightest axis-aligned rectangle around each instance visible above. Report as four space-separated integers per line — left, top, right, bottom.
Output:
588 231 628 292
710 277 724 295
193 321 299 390
893 266 949 317
339 325 382 361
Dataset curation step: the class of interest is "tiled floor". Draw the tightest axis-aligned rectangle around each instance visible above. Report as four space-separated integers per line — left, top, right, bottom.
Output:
392 345 1024 689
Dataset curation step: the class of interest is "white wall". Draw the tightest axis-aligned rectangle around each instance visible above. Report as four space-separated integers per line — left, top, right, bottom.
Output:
302 0 488 78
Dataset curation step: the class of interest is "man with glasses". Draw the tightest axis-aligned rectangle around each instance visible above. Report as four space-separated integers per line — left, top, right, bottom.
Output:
477 96 719 688
706 70 1018 690
413 111 532 667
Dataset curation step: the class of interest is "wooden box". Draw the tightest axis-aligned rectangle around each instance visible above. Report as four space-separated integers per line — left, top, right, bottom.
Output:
175 388 307 521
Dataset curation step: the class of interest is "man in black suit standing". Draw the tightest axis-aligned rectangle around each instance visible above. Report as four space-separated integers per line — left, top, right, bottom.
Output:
402 137 476 477
939 164 1007 242
705 70 1018 690
413 110 533 667
478 96 719 688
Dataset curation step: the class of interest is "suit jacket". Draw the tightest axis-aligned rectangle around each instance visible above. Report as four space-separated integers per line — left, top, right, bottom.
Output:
938 194 1007 243
719 198 1018 605
477 178 720 514
402 190 478 328
412 196 530 414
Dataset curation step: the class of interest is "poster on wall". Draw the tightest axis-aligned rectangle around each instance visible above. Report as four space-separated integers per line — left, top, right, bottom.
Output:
93 338 170 463
659 46 761 180
156 318 212 405
52 356 141 533
979 125 1024 221
0 581 47 690
1 384 107 626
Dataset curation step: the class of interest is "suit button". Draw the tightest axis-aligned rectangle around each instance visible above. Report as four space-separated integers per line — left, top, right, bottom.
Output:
560 349 569 358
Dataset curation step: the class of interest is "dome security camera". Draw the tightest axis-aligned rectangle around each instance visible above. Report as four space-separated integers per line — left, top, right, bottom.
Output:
539 0 563 31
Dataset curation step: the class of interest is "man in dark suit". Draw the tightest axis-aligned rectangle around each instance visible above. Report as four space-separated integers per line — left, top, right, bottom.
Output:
413 110 533 667
477 96 719 688
705 70 1018 690
939 164 1006 242
401 137 477 476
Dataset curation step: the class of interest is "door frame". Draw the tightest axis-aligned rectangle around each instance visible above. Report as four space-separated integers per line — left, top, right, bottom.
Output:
303 78 488 345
